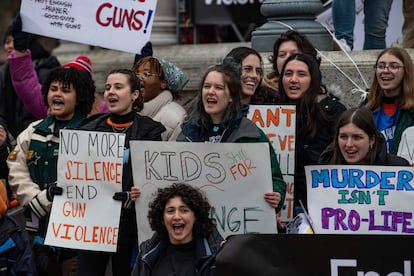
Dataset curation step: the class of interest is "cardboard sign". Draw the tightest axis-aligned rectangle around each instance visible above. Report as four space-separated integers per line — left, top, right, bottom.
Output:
20 0 157 54
306 165 414 234
248 105 296 222
130 141 277 243
45 129 125 252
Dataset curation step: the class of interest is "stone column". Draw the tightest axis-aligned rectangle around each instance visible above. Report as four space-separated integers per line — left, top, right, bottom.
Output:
150 1 177 45
251 0 332 52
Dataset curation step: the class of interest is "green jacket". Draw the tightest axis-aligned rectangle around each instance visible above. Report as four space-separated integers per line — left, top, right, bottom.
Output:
390 108 414 155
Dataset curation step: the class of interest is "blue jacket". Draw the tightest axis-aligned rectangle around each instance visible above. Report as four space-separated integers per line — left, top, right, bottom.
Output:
0 215 37 275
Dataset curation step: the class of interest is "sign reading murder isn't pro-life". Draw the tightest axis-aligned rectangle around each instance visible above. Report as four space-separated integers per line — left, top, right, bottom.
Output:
306 165 414 234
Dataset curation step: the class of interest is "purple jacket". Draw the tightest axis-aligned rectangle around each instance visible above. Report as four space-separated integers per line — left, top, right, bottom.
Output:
8 50 48 119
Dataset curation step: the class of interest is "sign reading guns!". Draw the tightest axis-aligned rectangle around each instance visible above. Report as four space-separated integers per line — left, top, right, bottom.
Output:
306 165 414 234
130 141 278 243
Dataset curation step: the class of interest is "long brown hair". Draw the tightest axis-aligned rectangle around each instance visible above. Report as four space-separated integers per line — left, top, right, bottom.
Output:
330 107 380 164
366 47 414 111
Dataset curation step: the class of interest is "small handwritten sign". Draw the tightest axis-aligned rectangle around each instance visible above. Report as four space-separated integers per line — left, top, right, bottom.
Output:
20 0 157 54
130 141 277 243
45 129 125 252
306 165 414 234
248 105 296 222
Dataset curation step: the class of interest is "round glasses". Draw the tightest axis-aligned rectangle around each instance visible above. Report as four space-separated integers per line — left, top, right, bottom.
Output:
374 62 404 73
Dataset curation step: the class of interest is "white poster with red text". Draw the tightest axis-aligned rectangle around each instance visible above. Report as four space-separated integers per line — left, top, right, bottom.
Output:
20 0 157 54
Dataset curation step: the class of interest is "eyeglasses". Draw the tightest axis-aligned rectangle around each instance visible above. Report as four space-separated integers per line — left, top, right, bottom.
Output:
136 71 153 79
374 62 404 73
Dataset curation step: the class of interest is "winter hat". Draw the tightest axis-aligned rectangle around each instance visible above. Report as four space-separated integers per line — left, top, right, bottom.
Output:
156 58 189 93
0 180 7 217
63 55 93 76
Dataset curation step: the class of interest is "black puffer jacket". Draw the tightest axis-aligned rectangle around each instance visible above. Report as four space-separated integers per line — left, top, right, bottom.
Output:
294 92 347 212
132 228 223 276
78 113 165 245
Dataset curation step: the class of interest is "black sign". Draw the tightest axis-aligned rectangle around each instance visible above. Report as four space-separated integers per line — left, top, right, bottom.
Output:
216 234 413 275
193 0 265 26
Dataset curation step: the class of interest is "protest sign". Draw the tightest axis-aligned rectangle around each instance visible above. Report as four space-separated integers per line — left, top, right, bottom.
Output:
248 105 296 222
215 234 414 276
20 0 157 54
130 141 277 243
306 165 414 234
397 126 414 165
45 129 125 252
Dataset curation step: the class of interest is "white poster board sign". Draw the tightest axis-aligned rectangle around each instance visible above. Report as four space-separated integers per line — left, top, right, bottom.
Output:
130 141 277 243
248 105 295 222
397 126 414 166
20 0 157 54
45 129 125 252
306 165 414 234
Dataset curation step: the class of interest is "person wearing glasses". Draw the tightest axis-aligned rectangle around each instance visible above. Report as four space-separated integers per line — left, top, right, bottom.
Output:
133 57 188 141
366 47 414 155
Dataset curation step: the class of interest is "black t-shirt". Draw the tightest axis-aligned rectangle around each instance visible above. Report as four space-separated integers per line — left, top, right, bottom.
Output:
152 240 197 276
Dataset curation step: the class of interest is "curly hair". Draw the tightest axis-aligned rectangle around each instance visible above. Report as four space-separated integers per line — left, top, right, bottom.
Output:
42 67 95 115
105 68 144 112
147 183 215 239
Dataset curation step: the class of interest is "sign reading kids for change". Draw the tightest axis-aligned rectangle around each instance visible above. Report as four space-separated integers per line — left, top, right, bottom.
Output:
20 0 157 54
306 165 414 234
45 129 125 252
130 141 277 243
248 105 296 222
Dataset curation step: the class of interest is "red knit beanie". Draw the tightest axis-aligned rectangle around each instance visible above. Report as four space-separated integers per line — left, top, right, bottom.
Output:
63 55 93 76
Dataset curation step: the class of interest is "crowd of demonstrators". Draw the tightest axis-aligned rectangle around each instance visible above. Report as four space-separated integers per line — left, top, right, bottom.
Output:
133 56 188 141
176 63 286 213
0 14 60 139
278 53 346 215
7 64 96 275
320 107 410 166
3 13 414 273
132 182 223 276
77 69 165 276
365 47 414 155
331 0 393 51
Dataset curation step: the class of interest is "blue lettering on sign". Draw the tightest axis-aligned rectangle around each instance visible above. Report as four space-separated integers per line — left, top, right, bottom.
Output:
311 169 414 191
